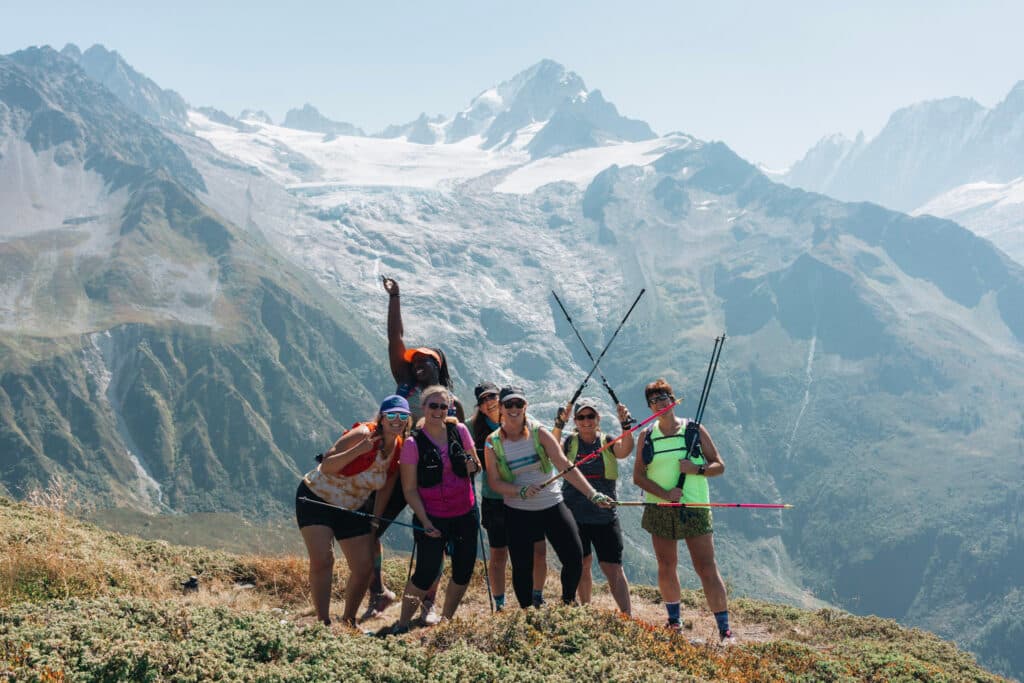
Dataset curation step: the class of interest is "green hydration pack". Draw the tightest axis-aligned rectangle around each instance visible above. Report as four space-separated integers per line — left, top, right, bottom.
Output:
564 432 618 480
487 418 549 483
640 419 708 504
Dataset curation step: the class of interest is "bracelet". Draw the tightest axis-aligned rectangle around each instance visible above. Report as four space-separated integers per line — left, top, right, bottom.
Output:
519 486 528 500
620 421 632 431
554 419 566 429
589 491 604 503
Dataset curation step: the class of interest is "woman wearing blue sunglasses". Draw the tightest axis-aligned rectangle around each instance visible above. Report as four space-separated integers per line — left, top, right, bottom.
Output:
295 394 411 626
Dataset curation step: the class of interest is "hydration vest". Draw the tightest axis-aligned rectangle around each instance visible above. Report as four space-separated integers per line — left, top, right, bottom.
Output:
487 418 549 483
564 432 618 480
640 419 709 504
413 423 470 488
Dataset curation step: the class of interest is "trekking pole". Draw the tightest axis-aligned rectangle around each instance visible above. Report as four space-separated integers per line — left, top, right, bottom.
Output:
298 497 429 532
567 289 646 405
539 397 681 489
615 501 793 509
551 291 630 423
678 335 726 478
477 521 494 613
406 540 417 586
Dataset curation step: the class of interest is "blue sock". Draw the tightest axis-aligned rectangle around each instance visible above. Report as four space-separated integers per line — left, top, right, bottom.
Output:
494 594 505 609
714 610 730 635
665 601 681 623
532 589 545 606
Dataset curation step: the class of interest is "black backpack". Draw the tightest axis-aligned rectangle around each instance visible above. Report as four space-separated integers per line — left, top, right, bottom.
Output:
413 423 471 488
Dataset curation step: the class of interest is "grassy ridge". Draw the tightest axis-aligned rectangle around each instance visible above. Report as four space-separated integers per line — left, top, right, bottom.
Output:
0 497 1004 682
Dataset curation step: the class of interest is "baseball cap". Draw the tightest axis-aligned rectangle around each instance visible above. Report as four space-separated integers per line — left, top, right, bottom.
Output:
379 394 411 415
573 397 600 416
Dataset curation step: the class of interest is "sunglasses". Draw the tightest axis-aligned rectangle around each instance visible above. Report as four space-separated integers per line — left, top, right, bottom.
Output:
426 401 449 411
383 412 407 420
415 357 440 368
478 394 499 404
575 412 598 421
647 393 672 405
502 399 526 409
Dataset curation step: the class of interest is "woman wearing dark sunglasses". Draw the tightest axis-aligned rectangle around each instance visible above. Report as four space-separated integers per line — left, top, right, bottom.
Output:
467 382 548 610
632 378 734 643
295 394 411 626
385 385 481 634
485 386 613 609
556 397 635 615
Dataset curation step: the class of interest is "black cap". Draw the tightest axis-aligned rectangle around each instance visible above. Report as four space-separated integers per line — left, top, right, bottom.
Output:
499 385 526 403
573 397 600 416
474 381 500 404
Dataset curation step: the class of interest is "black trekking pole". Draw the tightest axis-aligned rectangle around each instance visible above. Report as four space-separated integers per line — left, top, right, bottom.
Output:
478 521 494 613
566 289 646 405
552 291 634 426
676 335 726 491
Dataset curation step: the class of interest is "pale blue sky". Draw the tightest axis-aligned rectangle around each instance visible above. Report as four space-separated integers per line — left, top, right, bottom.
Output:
3 0 1022 167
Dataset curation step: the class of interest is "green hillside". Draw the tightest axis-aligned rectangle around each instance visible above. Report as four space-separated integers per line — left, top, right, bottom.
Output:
0 497 1004 682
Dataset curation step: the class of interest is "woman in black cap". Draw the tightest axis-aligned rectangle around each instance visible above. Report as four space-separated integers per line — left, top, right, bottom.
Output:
296 394 411 626
467 382 548 610
484 386 613 608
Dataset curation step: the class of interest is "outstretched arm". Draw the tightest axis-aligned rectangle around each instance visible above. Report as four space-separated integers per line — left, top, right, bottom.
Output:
383 277 409 384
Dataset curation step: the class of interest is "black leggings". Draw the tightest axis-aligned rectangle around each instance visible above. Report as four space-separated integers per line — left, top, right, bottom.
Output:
411 508 479 590
505 502 583 607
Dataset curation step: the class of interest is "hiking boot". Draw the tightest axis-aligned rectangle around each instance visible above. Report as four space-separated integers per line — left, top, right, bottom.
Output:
419 598 440 626
719 629 737 646
532 594 546 608
666 620 683 633
360 589 396 621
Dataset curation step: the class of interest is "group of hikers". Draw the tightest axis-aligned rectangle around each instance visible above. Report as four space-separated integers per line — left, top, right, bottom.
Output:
295 277 735 643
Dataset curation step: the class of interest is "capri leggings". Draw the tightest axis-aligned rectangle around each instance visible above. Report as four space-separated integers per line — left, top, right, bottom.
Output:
411 507 479 590
504 502 583 607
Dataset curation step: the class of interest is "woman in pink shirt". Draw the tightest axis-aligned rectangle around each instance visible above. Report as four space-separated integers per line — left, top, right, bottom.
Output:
386 385 481 634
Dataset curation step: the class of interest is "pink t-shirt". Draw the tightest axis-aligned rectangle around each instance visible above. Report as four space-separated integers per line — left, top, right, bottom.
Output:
399 422 476 518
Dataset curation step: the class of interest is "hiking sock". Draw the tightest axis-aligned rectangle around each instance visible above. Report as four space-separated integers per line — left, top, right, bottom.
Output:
532 589 545 607
665 601 681 623
493 594 505 610
714 610 731 636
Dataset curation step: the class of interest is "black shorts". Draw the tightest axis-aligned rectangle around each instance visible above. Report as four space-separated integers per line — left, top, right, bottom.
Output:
480 497 508 549
366 485 408 538
577 518 624 565
295 481 372 541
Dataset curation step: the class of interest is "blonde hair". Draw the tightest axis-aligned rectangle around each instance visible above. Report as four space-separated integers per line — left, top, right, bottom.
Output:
419 384 450 408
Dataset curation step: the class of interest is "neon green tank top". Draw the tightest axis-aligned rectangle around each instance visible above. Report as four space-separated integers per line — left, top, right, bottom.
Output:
643 420 709 504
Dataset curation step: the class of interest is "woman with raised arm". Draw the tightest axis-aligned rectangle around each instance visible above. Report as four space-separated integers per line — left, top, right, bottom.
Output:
295 395 411 626
632 378 734 643
485 386 613 609
381 385 481 635
363 276 463 623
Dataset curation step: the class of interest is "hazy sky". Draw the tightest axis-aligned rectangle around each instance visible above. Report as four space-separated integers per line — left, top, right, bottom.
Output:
3 0 1023 168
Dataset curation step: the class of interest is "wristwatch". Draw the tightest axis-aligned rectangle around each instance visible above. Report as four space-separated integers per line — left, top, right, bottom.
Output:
697 464 706 475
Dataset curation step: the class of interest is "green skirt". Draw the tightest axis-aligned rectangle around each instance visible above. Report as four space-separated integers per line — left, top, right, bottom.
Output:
641 505 713 540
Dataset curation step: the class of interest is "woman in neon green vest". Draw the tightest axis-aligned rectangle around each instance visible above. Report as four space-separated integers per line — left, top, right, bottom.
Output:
632 378 735 643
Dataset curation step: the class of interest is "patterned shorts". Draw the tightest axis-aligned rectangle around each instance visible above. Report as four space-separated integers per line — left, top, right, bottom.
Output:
641 505 713 540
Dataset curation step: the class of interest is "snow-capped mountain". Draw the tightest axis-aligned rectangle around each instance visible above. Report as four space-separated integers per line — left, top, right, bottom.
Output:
782 82 1024 263
281 103 365 137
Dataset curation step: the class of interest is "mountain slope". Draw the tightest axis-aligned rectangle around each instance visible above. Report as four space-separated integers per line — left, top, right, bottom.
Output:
0 496 1005 682
782 82 1024 264
0 47 391 515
